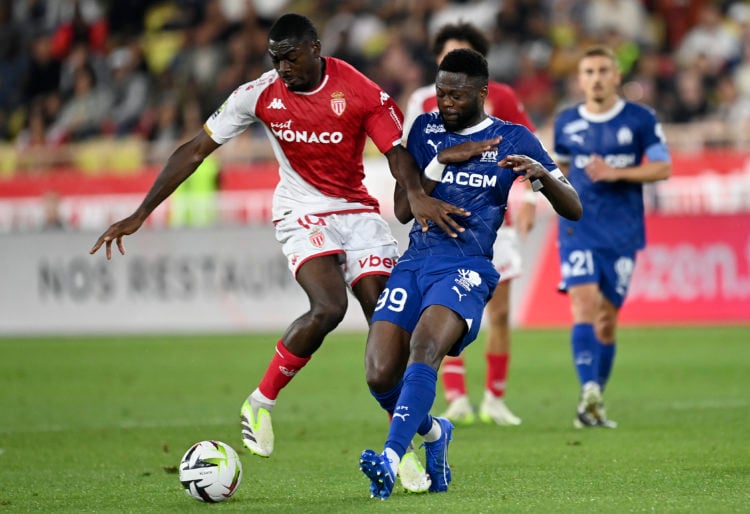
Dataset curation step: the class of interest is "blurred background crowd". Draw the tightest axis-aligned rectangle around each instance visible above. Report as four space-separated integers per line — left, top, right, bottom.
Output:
1 0 749 175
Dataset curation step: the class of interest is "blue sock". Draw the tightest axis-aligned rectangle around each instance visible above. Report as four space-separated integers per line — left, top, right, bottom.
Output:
597 342 616 391
571 323 598 386
370 378 403 416
384 363 436 458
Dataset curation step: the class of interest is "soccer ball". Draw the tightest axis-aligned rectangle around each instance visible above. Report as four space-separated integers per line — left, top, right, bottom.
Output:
179 440 242 502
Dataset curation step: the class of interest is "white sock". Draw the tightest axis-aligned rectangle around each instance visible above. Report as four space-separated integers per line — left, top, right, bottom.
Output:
384 447 400 475
423 418 442 443
250 389 276 410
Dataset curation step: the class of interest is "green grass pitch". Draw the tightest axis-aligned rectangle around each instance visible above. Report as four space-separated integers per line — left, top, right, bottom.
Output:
1 326 748 513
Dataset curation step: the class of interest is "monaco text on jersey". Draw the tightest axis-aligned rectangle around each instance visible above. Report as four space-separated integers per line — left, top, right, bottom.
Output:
271 127 344 144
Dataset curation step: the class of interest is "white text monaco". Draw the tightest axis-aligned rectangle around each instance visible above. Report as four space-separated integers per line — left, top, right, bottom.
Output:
272 128 343 144
442 171 497 188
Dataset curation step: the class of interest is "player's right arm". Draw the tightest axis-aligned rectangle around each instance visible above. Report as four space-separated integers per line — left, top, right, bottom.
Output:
393 137 501 223
89 130 220 259
393 175 436 224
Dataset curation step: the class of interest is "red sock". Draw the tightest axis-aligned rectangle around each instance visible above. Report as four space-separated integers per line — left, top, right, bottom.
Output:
485 353 509 398
257 340 311 400
441 356 467 402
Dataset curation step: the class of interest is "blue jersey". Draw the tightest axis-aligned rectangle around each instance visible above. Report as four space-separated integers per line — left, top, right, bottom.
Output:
404 112 558 262
553 98 670 252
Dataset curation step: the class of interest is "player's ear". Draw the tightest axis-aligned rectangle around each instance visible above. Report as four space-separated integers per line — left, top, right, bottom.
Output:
310 39 322 57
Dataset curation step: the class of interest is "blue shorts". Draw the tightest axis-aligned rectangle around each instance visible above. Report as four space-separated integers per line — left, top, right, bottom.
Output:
557 246 637 308
372 255 499 356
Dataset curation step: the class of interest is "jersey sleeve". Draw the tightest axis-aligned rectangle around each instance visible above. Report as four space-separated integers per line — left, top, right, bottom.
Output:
405 114 434 171
638 106 671 163
514 126 558 172
359 81 405 154
204 75 270 144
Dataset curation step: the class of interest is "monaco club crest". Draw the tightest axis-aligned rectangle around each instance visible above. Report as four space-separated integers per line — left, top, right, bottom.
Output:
330 92 346 116
309 228 325 248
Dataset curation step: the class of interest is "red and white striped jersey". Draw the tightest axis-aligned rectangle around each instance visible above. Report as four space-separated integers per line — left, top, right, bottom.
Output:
205 57 404 221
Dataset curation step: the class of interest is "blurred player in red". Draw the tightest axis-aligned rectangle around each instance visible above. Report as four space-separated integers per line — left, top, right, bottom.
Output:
90 14 465 488
404 22 538 426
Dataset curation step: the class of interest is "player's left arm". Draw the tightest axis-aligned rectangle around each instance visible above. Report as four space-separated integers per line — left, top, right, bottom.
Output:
500 154 582 220
500 131 581 220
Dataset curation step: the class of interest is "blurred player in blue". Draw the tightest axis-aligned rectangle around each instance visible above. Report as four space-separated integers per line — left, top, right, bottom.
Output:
358 49 582 500
553 46 671 428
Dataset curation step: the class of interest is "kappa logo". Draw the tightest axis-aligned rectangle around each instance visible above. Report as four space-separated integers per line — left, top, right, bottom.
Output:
267 98 286 110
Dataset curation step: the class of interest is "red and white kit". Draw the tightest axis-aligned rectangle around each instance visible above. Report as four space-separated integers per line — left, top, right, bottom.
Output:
205 57 403 283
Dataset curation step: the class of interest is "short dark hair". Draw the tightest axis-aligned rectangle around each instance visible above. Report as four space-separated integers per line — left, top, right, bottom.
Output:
438 48 489 85
581 45 618 65
268 13 318 42
432 22 489 57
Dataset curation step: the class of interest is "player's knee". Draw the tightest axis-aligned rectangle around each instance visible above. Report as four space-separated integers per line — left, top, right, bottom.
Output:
365 362 398 392
595 317 617 342
309 297 348 332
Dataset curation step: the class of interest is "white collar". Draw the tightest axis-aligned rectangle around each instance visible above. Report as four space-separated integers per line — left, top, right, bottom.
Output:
578 98 626 122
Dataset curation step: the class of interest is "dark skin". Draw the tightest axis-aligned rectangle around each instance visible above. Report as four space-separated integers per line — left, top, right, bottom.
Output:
367 70 582 392
90 35 468 358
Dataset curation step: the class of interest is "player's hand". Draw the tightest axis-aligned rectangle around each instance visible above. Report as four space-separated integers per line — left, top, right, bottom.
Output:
499 154 546 181
584 154 619 182
408 191 470 238
89 215 144 260
438 137 501 164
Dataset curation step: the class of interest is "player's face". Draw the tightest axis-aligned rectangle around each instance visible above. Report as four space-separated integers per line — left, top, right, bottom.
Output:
268 37 322 91
578 55 621 105
435 70 487 131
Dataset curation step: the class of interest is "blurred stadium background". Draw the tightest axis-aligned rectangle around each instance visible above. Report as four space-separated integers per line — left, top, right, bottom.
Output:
1 0 748 334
